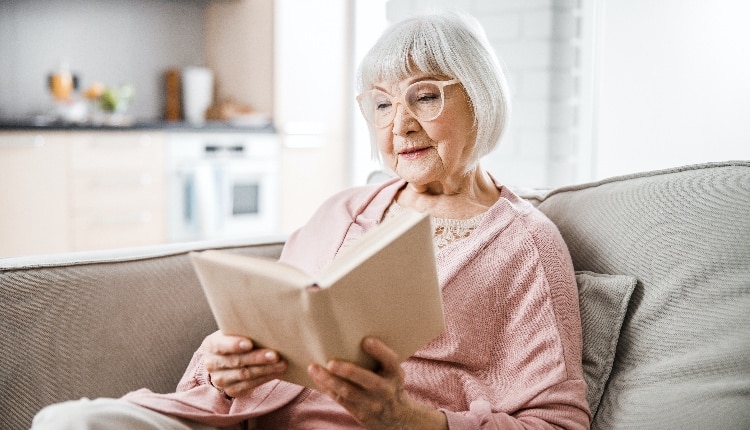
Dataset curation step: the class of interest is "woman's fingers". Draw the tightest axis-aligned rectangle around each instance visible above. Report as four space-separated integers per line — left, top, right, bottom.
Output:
321 358 382 394
308 362 362 403
200 330 287 398
201 330 253 355
360 337 402 375
330 337 404 391
308 359 410 427
308 337 402 392
221 374 279 398
214 360 288 398
205 348 281 371
306 336 406 409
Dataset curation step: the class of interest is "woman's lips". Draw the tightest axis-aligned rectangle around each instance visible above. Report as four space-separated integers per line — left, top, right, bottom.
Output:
398 146 430 160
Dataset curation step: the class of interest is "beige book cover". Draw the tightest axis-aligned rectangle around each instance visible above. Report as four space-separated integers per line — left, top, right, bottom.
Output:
189 209 445 389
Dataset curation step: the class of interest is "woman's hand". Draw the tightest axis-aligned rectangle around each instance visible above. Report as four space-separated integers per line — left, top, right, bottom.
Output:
200 330 287 399
308 337 447 430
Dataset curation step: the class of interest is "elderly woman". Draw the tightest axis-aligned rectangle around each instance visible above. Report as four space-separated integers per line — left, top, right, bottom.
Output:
33 11 590 430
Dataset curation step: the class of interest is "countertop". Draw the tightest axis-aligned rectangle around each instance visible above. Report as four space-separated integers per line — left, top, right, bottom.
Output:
0 118 277 133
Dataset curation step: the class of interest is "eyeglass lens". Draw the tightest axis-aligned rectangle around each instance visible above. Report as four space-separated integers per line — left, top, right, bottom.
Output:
358 80 455 128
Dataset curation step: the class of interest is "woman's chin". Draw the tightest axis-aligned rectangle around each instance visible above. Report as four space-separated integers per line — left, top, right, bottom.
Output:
395 168 441 187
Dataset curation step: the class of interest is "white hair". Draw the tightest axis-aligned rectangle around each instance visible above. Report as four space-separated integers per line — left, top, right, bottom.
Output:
356 11 511 163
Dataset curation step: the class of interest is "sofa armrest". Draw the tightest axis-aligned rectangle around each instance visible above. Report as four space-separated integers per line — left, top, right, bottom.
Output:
0 237 286 430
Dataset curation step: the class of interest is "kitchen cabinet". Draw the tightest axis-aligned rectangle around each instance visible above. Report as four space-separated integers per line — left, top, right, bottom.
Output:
0 131 167 257
0 132 70 256
68 132 167 251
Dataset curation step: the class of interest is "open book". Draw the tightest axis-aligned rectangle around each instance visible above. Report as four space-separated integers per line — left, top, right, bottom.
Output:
189 208 445 389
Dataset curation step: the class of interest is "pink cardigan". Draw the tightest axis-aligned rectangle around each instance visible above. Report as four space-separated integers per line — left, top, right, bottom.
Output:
124 178 591 429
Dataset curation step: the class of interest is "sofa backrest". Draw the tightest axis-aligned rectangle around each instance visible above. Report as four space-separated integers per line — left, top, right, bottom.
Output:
533 161 750 429
4 162 748 430
0 238 285 430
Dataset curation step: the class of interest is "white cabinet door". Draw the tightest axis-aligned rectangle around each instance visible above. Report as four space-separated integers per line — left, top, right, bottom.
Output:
68 132 167 251
0 132 70 256
0 131 168 257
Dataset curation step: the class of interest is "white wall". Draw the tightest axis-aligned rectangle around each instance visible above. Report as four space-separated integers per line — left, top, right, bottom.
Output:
351 0 389 185
582 0 750 179
275 0 351 233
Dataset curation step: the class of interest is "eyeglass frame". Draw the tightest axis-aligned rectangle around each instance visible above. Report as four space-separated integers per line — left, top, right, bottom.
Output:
356 79 461 128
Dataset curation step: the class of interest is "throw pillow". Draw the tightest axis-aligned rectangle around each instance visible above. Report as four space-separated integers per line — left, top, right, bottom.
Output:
576 271 637 417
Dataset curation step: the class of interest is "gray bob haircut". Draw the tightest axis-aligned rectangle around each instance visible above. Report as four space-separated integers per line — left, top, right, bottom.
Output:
356 11 511 162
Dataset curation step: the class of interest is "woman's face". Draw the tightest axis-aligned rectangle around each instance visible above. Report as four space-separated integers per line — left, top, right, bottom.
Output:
371 74 477 187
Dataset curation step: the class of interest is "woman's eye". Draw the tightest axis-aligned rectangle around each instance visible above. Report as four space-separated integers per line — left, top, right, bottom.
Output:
371 91 393 111
417 92 439 102
412 91 440 104
376 101 392 111
408 84 441 104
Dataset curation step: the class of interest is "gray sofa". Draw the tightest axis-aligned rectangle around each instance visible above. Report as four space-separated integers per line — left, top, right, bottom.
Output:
2 161 749 429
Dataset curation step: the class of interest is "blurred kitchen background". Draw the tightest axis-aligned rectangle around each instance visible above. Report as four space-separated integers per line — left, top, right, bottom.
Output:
1 0 748 257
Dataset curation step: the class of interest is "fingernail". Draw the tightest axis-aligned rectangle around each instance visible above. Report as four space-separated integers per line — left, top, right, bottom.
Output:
307 363 319 376
264 351 277 361
239 340 252 350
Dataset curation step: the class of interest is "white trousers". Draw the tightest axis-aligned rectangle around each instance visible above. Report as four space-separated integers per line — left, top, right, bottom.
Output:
31 397 244 430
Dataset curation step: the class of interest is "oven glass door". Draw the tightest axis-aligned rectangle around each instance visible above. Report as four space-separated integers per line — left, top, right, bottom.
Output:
216 160 279 238
166 132 281 243
168 159 279 242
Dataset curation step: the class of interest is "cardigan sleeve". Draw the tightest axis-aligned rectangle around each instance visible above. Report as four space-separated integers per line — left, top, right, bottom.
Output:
175 349 213 392
441 379 590 429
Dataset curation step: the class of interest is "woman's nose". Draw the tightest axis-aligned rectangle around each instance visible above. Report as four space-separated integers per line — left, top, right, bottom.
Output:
391 104 419 135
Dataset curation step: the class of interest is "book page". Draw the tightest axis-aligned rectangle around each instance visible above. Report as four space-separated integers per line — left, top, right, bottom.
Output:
190 251 323 385
322 210 444 368
317 209 430 288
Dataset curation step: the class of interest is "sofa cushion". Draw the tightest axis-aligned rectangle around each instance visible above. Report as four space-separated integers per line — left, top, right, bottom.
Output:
576 271 636 417
536 161 750 429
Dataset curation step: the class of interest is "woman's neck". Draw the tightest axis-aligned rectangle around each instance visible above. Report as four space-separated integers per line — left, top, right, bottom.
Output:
396 168 500 219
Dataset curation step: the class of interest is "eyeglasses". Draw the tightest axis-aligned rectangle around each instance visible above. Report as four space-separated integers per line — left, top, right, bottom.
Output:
356 79 460 128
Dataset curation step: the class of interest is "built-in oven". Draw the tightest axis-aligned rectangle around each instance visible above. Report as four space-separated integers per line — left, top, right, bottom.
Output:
166 132 280 242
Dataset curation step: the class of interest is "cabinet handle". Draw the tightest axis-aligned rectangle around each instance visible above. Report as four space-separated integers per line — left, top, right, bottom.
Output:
92 173 154 187
205 144 244 153
86 134 151 148
95 211 152 225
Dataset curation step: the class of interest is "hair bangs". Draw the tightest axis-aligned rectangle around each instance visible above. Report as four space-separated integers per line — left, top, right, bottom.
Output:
357 20 452 92
356 12 511 163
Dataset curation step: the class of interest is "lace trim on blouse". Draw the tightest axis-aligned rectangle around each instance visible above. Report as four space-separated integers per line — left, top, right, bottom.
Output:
382 201 485 249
